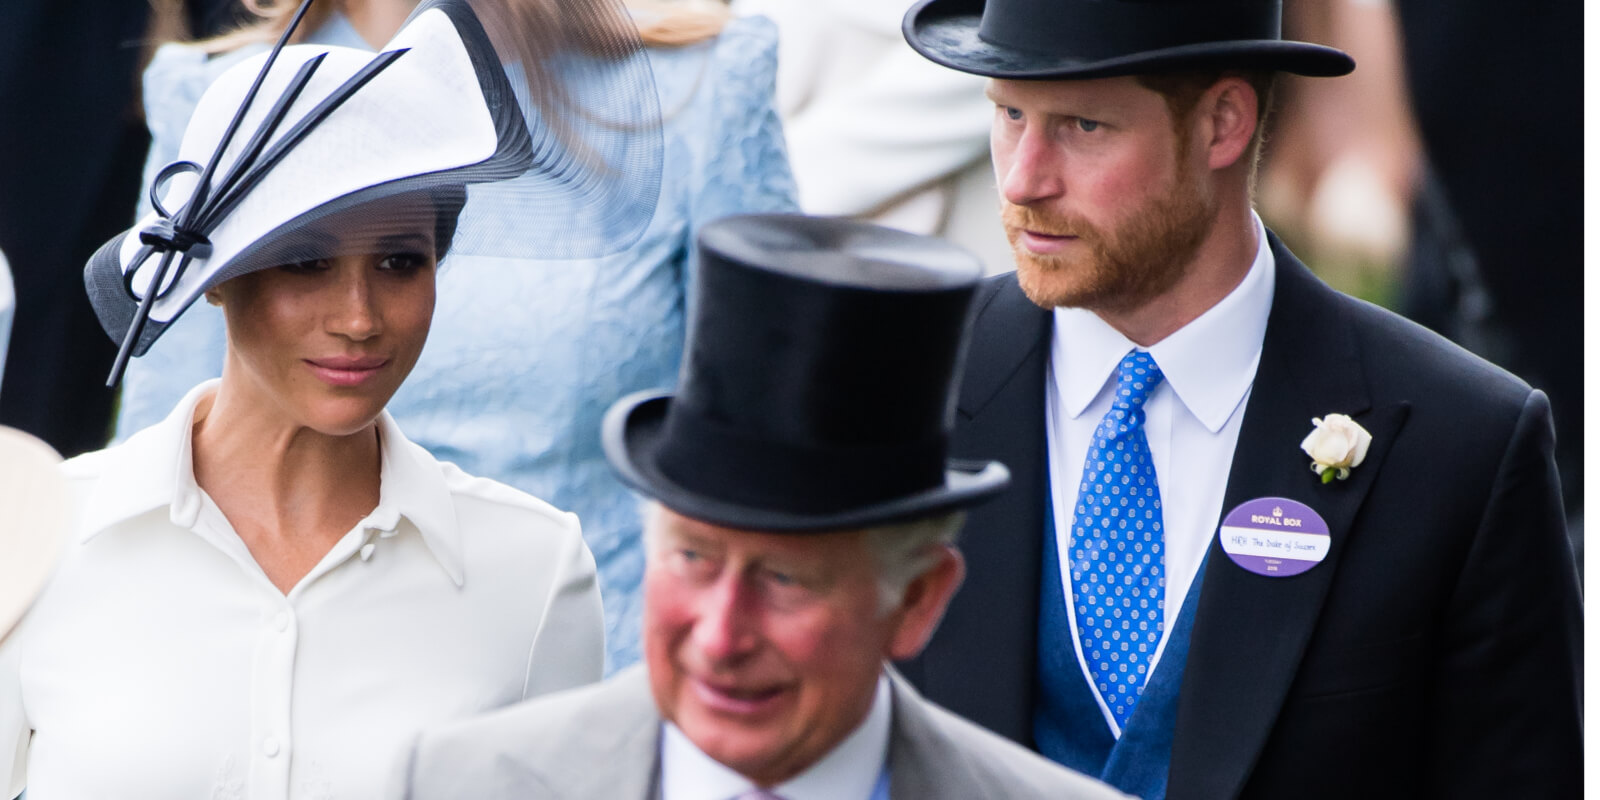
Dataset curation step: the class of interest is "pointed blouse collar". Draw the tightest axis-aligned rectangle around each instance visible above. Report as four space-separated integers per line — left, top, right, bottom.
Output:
78 379 463 585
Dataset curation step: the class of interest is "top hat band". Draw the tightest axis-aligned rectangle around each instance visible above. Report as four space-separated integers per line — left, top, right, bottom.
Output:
980 0 1281 62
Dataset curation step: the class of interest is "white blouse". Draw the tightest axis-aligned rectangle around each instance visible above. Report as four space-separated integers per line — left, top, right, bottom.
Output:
1 381 605 799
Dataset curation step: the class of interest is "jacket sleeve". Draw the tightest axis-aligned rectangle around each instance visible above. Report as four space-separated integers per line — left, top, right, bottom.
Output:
521 511 606 699
1426 388 1582 796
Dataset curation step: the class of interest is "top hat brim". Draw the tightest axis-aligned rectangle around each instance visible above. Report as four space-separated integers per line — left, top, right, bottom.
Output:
906 0 1355 80
603 392 1011 533
0 427 70 646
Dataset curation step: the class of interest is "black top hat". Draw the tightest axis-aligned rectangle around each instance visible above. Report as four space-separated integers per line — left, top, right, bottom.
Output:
602 214 1010 533
904 0 1354 80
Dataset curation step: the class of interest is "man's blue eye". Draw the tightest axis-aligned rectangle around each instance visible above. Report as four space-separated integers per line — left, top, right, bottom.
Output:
1004 106 1022 121
1076 118 1101 132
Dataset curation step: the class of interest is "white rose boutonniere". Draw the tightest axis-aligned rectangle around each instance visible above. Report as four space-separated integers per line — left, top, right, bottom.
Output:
1300 414 1372 484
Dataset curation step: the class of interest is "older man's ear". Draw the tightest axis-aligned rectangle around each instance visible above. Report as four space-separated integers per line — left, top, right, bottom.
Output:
886 546 966 663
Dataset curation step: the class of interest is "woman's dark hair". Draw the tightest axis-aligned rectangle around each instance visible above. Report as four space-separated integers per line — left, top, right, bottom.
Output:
430 184 468 260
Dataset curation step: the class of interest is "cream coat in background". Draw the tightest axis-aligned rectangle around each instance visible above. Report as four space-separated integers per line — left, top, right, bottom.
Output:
0 381 604 800
734 0 1015 275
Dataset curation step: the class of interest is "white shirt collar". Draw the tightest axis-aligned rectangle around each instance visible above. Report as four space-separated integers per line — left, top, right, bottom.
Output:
661 672 892 800
1051 211 1275 432
79 379 464 585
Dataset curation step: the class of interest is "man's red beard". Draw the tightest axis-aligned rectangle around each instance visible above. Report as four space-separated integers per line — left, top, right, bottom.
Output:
1003 164 1217 313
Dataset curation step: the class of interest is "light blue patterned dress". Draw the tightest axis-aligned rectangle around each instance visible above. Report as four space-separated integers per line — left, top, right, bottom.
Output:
116 13 798 671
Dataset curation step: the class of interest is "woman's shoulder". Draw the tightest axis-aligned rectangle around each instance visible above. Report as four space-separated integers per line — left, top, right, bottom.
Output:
58 420 165 486
707 14 780 70
649 14 779 115
435 461 578 533
389 430 582 548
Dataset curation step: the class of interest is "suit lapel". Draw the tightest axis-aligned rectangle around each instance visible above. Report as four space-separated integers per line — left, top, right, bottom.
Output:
886 669 992 800
1167 237 1411 799
956 275 1054 420
524 667 664 799
909 275 1053 743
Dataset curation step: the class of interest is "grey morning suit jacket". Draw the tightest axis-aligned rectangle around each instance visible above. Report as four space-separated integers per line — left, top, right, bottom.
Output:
392 664 1129 800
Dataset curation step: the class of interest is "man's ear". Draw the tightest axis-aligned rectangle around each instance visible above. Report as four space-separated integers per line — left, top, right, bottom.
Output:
1200 76 1259 172
204 288 224 307
886 546 966 662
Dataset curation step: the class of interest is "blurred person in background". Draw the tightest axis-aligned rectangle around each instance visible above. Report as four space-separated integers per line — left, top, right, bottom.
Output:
0 1 668 794
113 0 798 672
1261 0 1583 554
736 0 1014 275
1388 0 1583 543
0 1 149 457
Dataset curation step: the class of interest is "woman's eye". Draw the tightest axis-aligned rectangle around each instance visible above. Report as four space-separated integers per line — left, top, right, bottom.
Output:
379 253 427 272
1003 106 1023 121
1074 117 1101 133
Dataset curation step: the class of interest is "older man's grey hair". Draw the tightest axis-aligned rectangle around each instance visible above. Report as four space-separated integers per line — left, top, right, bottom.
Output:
864 512 965 615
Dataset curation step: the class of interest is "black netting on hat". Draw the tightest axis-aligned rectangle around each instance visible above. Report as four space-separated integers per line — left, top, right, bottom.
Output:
87 0 663 383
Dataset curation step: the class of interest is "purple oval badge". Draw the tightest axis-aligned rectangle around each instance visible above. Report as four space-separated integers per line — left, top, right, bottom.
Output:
1218 497 1330 577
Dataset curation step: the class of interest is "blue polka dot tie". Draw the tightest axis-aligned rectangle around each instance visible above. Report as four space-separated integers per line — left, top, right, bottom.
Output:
1071 350 1166 730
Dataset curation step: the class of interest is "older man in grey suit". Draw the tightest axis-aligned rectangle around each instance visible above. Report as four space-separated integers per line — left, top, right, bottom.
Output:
391 215 1127 800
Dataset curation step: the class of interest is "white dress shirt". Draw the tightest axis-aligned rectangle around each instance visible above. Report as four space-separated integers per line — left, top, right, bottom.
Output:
0 380 605 799
661 673 892 800
1045 213 1276 737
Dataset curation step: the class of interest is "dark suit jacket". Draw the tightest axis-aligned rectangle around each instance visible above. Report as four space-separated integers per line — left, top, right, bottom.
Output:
899 233 1582 799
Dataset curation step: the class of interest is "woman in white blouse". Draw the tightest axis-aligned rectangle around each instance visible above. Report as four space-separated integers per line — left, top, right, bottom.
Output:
0 1 663 796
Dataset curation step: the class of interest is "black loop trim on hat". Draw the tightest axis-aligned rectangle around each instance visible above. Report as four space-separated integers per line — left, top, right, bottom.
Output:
148 160 203 220
979 0 1280 62
137 219 212 262
655 404 949 518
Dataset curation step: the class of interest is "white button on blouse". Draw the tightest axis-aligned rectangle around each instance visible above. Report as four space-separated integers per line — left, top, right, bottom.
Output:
0 381 606 799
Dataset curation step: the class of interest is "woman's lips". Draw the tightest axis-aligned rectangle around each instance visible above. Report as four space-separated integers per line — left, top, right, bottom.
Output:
690 677 787 717
304 356 389 387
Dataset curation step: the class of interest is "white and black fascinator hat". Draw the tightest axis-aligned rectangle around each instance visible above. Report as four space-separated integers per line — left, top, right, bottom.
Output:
88 0 663 384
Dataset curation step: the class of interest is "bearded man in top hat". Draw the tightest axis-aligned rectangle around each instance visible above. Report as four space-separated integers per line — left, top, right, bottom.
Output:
389 214 1129 800
893 1 1583 799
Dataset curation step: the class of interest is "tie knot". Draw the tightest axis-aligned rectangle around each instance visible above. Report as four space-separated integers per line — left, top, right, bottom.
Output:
1115 351 1165 409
